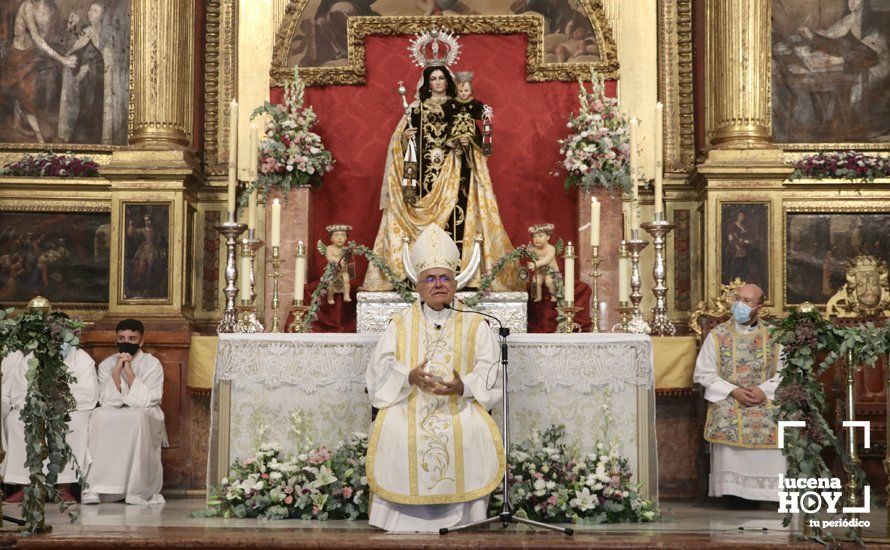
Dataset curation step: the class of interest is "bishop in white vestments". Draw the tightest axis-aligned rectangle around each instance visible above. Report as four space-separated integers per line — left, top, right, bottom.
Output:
693 283 787 502
366 225 505 532
1 346 98 503
83 319 167 505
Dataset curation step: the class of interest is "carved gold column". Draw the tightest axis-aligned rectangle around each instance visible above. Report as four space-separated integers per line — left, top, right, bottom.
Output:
130 0 195 148
705 0 771 147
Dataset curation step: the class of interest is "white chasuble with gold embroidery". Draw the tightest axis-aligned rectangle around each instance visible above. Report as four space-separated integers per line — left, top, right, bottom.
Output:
366 301 505 530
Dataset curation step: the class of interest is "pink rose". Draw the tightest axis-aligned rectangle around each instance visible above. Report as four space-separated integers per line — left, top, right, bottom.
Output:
342 487 353 499
547 495 558 506
312 506 320 516
533 472 544 479
285 495 293 505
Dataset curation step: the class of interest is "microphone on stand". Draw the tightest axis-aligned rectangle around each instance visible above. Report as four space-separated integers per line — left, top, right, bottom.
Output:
443 303 509 339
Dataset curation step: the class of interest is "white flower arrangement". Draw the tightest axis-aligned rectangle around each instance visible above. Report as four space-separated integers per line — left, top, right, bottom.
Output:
559 69 632 194
248 67 334 202
491 425 659 524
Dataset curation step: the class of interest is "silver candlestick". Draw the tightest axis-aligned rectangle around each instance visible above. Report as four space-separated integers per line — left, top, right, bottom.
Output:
624 231 651 334
242 229 264 303
216 213 248 333
641 212 677 336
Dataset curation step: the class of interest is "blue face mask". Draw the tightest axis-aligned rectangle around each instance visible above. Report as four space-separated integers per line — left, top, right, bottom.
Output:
731 301 753 324
60 342 73 359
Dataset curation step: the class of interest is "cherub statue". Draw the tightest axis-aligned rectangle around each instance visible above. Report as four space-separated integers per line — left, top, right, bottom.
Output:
527 223 560 302
322 224 353 304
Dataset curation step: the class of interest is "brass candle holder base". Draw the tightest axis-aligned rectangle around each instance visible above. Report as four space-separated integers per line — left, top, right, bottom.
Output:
287 300 311 333
612 303 634 332
589 246 601 333
556 305 582 333
234 303 264 333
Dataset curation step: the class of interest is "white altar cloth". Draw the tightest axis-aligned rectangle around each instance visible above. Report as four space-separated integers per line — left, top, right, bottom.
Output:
207 332 657 498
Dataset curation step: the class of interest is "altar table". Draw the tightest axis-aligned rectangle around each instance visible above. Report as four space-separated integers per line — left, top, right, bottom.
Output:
207 332 658 498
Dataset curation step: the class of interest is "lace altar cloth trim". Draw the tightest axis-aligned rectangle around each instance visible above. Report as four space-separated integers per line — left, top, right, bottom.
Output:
215 333 653 391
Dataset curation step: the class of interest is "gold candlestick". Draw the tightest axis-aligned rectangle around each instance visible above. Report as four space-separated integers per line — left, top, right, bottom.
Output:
612 301 634 332
287 299 311 333
588 245 601 333
843 348 862 538
624 231 651 334
556 305 582 333
234 300 264 333
268 246 283 332
216 212 247 333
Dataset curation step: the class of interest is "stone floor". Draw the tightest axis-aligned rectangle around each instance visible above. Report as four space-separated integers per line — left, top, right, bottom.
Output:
0 499 887 548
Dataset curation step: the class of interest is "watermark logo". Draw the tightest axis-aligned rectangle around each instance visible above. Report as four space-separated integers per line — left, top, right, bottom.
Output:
776 421 871 529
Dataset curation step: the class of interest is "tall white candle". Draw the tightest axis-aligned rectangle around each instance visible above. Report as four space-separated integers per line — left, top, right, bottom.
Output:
590 197 600 247
249 122 259 179
271 199 281 248
564 242 575 304
294 241 306 301
227 100 238 216
247 190 257 230
654 102 664 214
240 253 251 301
618 250 630 303
628 117 640 233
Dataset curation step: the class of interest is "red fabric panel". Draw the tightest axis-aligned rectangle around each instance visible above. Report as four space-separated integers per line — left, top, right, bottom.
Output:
284 282 357 333
271 32 616 332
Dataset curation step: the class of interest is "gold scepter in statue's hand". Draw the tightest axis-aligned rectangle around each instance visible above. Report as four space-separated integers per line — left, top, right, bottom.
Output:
397 80 419 206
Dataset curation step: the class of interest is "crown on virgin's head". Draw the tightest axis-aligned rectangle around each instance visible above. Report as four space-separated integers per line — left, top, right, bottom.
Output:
408 27 461 68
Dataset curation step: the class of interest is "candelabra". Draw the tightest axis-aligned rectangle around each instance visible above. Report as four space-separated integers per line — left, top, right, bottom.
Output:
624 231 651 334
268 246 284 332
588 245 601 333
641 212 677 336
216 213 247 333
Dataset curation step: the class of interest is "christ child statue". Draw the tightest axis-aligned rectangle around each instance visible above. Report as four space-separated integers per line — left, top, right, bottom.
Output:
323 224 353 304
527 223 560 303
446 71 487 154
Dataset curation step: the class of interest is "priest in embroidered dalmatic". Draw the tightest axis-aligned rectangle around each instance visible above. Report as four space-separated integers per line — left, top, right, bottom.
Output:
1 346 98 503
83 319 167 505
693 283 787 502
366 224 505 532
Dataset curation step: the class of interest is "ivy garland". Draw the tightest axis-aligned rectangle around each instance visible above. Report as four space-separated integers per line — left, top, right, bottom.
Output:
770 312 889 543
2 309 84 533
300 241 414 331
463 247 532 308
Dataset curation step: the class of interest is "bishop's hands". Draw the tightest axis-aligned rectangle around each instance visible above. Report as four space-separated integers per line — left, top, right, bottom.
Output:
731 386 767 407
408 361 464 396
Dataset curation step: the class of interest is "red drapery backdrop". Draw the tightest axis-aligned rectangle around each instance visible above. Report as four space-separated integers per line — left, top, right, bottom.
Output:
272 32 616 332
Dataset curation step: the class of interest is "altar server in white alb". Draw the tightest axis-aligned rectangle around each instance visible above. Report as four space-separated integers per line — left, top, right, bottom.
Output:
83 319 167 505
1 344 98 503
366 224 505 532
693 283 787 503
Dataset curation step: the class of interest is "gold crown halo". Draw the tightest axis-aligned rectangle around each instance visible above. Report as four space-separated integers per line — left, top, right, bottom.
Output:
408 28 461 68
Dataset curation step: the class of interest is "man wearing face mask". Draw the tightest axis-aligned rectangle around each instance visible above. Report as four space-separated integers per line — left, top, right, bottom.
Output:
82 318 167 505
693 283 786 506
1 337 98 503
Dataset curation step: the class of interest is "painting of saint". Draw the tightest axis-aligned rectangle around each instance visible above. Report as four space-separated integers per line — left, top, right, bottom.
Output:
772 0 890 143
0 211 109 304
0 0 131 146
285 0 602 69
123 204 169 300
786 211 890 305
720 203 769 299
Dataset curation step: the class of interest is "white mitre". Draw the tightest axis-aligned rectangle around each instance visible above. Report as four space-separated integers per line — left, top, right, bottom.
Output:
410 225 460 274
